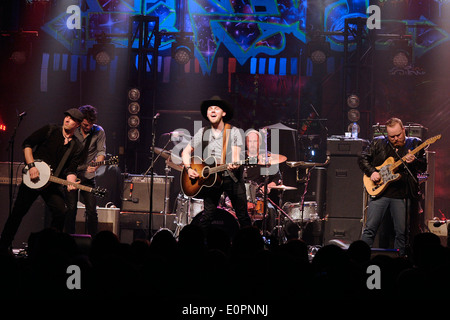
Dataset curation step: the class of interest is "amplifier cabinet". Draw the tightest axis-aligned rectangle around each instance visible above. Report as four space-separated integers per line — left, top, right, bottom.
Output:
122 175 173 213
323 217 363 245
76 205 120 235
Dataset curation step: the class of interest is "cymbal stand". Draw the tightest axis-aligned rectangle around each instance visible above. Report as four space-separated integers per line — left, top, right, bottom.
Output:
296 166 314 239
162 162 171 229
267 195 295 245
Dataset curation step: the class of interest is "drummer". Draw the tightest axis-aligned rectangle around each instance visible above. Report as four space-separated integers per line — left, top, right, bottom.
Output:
244 130 282 233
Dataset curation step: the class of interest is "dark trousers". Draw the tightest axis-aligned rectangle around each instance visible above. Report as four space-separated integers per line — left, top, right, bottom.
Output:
200 176 251 233
0 183 66 249
64 177 98 236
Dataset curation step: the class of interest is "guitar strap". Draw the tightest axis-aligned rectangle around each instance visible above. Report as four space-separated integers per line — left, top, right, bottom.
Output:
222 123 237 182
54 139 75 177
221 123 231 165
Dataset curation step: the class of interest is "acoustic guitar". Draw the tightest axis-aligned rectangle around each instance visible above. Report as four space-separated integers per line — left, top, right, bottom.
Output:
363 134 441 197
181 156 255 198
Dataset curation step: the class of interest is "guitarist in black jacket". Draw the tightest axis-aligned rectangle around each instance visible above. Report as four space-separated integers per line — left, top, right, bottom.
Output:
0 109 84 250
358 117 427 256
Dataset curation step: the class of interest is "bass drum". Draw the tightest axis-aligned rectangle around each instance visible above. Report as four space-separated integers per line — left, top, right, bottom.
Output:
191 208 239 240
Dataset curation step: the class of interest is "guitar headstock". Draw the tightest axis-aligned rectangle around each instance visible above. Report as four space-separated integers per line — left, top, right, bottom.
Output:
107 156 119 165
92 187 107 198
426 134 441 145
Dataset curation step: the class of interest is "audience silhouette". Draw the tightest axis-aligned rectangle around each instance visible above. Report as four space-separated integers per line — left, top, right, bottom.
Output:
0 224 449 301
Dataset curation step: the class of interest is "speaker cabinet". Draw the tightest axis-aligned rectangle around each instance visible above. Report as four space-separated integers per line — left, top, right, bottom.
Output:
122 175 173 213
323 217 363 245
119 212 176 244
325 155 365 219
75 205 120 235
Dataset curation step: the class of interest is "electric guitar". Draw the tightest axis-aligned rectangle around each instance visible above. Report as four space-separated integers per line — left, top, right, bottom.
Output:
181 156 256 198
23 160 107 197
363 134 441 197
77 156 119 171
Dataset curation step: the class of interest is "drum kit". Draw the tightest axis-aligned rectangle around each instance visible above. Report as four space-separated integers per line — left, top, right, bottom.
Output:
151 123 327 243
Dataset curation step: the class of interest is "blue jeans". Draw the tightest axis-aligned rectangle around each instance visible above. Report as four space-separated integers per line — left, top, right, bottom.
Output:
361 197 407 255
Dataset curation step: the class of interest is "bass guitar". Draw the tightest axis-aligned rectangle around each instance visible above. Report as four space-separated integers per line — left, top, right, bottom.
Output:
181 156 255 198
23 160 107 197
363 134 441 197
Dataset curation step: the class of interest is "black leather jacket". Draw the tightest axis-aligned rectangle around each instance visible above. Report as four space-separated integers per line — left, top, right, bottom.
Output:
358 136 427 198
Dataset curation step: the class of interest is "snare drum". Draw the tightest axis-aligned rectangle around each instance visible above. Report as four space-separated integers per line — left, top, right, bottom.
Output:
283 201 319 222
175 193 204 224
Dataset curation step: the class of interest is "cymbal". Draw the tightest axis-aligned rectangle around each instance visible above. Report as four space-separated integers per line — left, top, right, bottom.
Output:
271 184 297 191
261 122 297 131
258 153 287 165
286 156 330 168
151 147 171 159
166 156 183 172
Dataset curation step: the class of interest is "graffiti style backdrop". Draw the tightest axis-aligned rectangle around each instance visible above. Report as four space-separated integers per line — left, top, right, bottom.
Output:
0 0 448 215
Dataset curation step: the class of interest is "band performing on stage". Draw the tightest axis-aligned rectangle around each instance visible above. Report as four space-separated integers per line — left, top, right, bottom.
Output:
0 96 440 258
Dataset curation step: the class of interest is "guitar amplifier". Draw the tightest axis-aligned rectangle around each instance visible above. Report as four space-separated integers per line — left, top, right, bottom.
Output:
0 162 25 185
76 205 120 235
122 175 173 212
372 124 427 140
327 138 369 156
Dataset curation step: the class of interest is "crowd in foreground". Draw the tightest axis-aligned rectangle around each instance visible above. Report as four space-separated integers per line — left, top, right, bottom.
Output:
0 225 449 302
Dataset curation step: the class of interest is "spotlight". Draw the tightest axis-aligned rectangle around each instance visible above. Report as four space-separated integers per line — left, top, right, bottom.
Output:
128 128 140 141
347 109 360 122
128 102 140 114
128 115 140 128
390 38 411 68
91 43 115 66
128 88 140 101
89 32 115 66
307 39 330 65
171 37 194 65
347 94 360 108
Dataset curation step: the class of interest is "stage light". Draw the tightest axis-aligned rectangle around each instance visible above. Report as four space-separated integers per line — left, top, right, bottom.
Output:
128 88 140 101
347 109 360 122
171 37 194 65
0 124 6 131
307 39 330 65
347 94 360 108
128 128 140 141
128 102 140 114
390 38 412 68
128 115 140 127
89 32 115 66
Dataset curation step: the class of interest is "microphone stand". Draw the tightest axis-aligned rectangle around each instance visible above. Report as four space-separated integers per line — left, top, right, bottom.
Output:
143 114 159 238
8 112 26 216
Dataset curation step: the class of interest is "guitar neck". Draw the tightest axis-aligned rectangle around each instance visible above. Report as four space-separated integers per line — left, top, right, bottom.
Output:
391 139 433 171
49 176 93 192
208 161 246 174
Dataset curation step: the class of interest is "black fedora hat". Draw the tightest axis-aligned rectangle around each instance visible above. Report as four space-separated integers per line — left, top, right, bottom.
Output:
200 96 233 122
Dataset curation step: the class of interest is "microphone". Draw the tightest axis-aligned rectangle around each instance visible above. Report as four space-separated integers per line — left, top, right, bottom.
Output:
162 131 185 138
123 197 139 203
153 113 160 119
18 111 27 118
